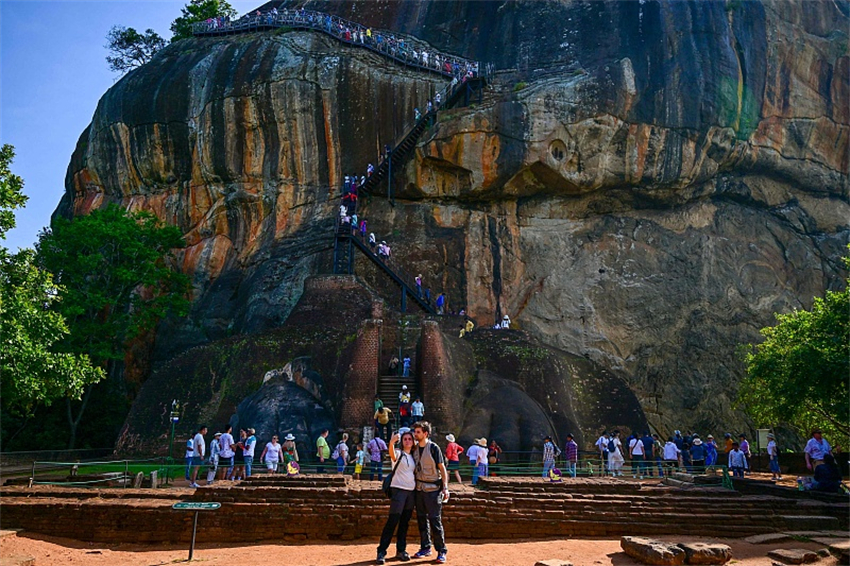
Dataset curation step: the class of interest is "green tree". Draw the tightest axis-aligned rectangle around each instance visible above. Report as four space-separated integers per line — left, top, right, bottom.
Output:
0 144 102 423
105 26 166 74
170 0 237 42
739 255 850 445
37 205 191 447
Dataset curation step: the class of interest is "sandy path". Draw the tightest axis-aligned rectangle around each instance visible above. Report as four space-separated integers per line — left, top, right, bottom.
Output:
0 532 840 566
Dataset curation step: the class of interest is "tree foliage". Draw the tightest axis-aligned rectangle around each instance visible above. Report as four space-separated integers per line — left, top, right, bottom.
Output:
37 205 191 447
0 145 102 417
0 145 26 236
105 26 166 73
37 205 191 368
170 0 237 42
739 255 850 445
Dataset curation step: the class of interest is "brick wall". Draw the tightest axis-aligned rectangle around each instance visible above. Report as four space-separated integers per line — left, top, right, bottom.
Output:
2 478 846 543
341 319 382 427
419 321 463 433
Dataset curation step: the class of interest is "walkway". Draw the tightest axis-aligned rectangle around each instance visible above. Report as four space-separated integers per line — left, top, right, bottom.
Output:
192 8 485 82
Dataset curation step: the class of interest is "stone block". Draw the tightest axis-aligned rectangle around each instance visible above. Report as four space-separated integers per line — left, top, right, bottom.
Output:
621 536 686 565
811 538 850 563
0 555 34 566
0 529 21 539
534 560 574 566
766 548 819 564
677 542 732 565
745 533 793 545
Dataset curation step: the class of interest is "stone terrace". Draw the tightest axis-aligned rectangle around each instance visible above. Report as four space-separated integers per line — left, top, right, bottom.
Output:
0 476 846 543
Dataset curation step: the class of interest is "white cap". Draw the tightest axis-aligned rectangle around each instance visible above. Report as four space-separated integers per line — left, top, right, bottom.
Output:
402 385 408 390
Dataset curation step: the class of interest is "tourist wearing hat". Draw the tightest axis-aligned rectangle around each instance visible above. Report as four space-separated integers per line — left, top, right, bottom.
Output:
564 434 579 478
542 435 561 478
282 434 299 468
689 437 706 472
704 435 718 467
500 314 511 329
766 432 782 480
206 432 222 484
444 434 464 484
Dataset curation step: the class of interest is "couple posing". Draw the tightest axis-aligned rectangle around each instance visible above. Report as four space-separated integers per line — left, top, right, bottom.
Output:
378 421 449 564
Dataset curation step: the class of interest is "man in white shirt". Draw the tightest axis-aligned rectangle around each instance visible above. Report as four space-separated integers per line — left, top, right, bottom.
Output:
662 437 681 476
766 432 781 480
217 424 235 480
629 434 646 479
595 432 609 476
243 428 257 478
189 425 207 488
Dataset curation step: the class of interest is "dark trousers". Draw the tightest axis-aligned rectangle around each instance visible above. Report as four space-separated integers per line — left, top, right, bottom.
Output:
376 423 391 440
370 460 383 481
378 488 415 555
317 460 325 474
415 490 447 553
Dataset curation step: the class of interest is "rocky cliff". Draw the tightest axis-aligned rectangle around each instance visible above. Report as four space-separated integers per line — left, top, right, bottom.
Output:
62 0 849 445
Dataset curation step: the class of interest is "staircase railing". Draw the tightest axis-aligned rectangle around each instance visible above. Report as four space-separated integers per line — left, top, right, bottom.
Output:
335 217 434 314
192 9 484 81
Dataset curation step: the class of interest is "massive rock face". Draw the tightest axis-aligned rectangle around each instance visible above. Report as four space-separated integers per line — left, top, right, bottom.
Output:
63 1 848 443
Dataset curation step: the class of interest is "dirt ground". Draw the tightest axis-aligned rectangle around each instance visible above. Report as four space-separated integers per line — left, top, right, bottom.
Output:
0 532 842 566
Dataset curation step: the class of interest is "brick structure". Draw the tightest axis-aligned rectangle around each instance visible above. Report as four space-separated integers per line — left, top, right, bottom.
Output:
341 319 382 428
419 321 463 433
1 477 846 543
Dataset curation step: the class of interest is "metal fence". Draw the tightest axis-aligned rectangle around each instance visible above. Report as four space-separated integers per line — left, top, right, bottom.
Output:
191 9 483 81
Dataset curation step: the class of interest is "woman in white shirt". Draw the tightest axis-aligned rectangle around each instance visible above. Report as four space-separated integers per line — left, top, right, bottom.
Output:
608 430 625 476
261 435 284 473
376 431 416 564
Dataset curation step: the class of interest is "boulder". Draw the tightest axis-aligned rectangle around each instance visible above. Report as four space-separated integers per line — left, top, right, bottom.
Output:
766 548 819 565
621 536 686 565
677 542 732 565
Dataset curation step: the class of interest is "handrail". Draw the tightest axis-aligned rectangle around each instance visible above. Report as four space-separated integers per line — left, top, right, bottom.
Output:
192 9 486 82
334 216 435 314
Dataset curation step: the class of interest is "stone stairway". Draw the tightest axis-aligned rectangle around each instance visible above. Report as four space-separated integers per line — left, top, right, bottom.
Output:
2 478 846 543
377 375 419 410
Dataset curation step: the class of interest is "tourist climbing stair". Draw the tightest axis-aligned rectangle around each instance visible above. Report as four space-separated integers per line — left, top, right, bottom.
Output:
195 7 488 315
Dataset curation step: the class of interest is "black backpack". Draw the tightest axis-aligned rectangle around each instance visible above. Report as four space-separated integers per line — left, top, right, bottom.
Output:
608 438 617 452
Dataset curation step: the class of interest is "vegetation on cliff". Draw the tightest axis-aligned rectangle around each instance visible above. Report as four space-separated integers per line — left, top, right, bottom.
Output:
105 26 166 74
739 249 850 445
170 0 236 42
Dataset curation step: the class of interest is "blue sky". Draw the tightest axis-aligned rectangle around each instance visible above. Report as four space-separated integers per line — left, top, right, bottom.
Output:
1 0 258 251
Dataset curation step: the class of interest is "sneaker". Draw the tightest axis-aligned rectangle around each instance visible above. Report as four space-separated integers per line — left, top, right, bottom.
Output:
376 553 386 565
189 482 199 488
412 549 432 559
436 552 447 564
396 551 410 561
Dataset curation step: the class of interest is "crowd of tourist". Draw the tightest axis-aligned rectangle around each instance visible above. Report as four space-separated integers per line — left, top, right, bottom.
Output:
194 8 481 82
